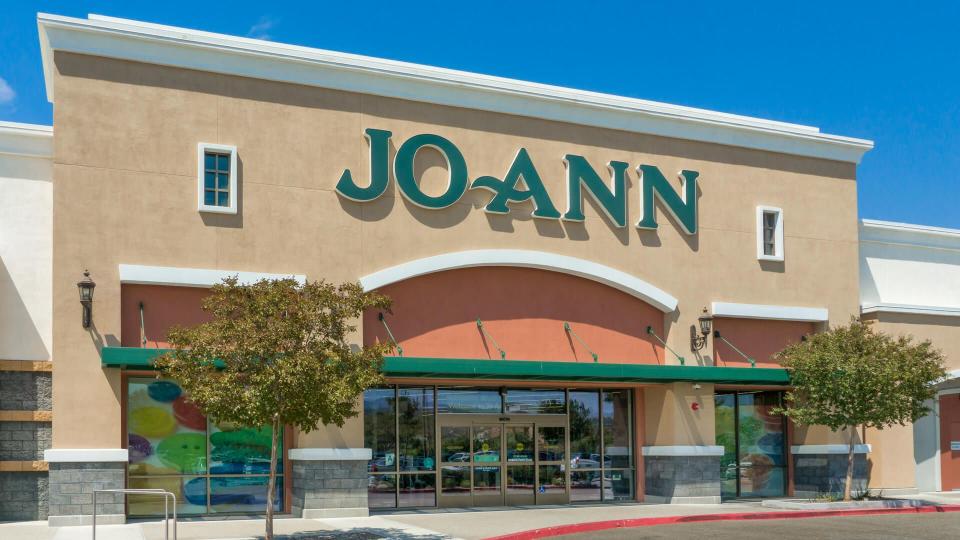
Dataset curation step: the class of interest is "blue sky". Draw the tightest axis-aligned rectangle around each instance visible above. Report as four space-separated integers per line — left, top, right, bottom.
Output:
2 1 958 228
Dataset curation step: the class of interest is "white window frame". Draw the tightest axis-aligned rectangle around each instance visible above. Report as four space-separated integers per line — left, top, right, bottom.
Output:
756 205 784 261
197 143 238 215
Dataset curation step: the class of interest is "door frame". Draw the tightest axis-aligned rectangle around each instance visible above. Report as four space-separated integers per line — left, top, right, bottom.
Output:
715 390 788 499
436 414 569 507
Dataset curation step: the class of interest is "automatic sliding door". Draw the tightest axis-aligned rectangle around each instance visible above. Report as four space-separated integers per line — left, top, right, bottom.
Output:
438 425 472 507
472 424 503 506
505 424 534 505
536 424 567 504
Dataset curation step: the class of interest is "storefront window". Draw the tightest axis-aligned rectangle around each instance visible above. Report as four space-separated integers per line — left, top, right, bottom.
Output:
603 390 632 469
505 389 566 414
569 391 601 468
126 377 283 516
398 387 435 472
364 385 633 507
437 387 502 413
569 389 634 501
715 390 786 499
399 473 436 507
364 388 396 473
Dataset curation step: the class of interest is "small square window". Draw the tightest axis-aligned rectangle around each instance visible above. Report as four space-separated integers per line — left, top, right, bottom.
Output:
197 143 237 214
756 206 784 261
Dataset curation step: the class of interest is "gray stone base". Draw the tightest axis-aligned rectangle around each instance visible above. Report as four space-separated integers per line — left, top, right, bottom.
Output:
290 459 368 517
644 455 721 503
644 494 722 504
793 454 868 496
0 472 48 520
48 513 125 526
48 462 125 525
302 507 369 518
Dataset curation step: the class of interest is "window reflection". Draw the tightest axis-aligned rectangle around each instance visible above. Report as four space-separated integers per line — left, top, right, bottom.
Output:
537 427 565 462
398 387 435 471
399 474 436 507
569 391 600 469
368 474 396 508
437 388 502 413
364 388 396 473
603 390 632 468
441 426 471 462
473 425 502 462
506 425 534 462
505 389 566 414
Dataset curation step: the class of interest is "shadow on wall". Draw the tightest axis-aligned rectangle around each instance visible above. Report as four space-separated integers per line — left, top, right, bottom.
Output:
0 257 49 360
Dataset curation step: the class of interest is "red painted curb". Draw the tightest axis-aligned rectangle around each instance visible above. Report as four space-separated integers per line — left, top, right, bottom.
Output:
483 505 960 540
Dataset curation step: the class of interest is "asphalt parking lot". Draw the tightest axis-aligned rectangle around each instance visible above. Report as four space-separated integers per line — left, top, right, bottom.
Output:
556 512 960 539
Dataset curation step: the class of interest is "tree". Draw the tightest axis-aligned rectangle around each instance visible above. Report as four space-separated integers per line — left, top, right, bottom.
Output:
156 277 391 539
774 318 945 501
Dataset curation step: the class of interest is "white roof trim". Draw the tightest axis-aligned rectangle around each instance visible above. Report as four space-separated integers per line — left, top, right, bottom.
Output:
791 444 871 455
861 219 960 239
37 13 872 163
711 301 828 322
861 303 960 317
860 219 960 252
44 448 129 462
119 264 306 288
0 121 53 158
359 249 678 313
641 445 725 457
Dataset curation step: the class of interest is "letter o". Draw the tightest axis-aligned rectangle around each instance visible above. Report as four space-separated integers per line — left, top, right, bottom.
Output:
394 133 468 209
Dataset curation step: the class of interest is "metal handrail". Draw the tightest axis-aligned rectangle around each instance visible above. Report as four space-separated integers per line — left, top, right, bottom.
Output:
93 488 177 540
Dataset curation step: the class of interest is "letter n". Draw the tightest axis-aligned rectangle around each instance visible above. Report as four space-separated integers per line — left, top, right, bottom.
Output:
563 155 628 228
636 165 699 235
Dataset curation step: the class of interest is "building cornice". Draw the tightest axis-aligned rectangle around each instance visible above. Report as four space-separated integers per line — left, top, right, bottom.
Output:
38 13 872 163
861 303 960 318
860 219 960 252
0 121 53 159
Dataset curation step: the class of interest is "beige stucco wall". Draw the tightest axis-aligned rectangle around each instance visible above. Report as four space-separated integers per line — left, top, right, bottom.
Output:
864 314 960 372
858 313 960 490
50 52 860 449
643 383 716 445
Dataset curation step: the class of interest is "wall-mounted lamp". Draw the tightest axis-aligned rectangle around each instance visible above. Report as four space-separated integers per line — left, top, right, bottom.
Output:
77 269 96 329
691 307 713 351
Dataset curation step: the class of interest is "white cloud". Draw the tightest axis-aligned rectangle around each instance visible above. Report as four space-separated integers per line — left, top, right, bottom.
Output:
246 16 279 41
0 77 15 105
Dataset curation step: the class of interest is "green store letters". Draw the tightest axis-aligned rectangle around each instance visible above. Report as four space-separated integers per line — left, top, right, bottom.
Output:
337 128 699 234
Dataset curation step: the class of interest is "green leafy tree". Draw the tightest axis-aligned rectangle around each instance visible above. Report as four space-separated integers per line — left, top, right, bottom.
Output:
156 277 391 539
774 318 945 501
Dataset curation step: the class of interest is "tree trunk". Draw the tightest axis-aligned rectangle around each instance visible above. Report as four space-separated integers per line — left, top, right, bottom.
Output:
265 415 280 540
843 426 856 502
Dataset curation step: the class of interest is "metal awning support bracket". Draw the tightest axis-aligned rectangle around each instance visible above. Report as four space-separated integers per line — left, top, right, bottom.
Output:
476 319 506 360
713 330 756 367
378 312 403 357
646 326 686 366
564 322 598 363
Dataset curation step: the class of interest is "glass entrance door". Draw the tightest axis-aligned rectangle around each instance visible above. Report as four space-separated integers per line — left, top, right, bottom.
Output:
438 416 567 507
715 391 787 499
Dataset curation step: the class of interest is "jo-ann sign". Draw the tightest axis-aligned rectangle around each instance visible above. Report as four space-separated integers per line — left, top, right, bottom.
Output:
337 129 700 234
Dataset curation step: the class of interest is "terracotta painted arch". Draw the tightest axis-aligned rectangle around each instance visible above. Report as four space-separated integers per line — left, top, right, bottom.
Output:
363 266 666 364
359 250 678 313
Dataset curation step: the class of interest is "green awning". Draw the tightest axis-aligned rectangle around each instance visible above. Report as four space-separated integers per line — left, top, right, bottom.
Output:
101 346 788 385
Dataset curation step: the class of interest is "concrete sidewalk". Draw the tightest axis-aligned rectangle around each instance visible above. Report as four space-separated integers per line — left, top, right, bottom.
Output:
1 495 956 540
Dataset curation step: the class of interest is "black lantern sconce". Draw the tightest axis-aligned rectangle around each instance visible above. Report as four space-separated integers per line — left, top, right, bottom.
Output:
77 269 96 329
691 307 713 352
